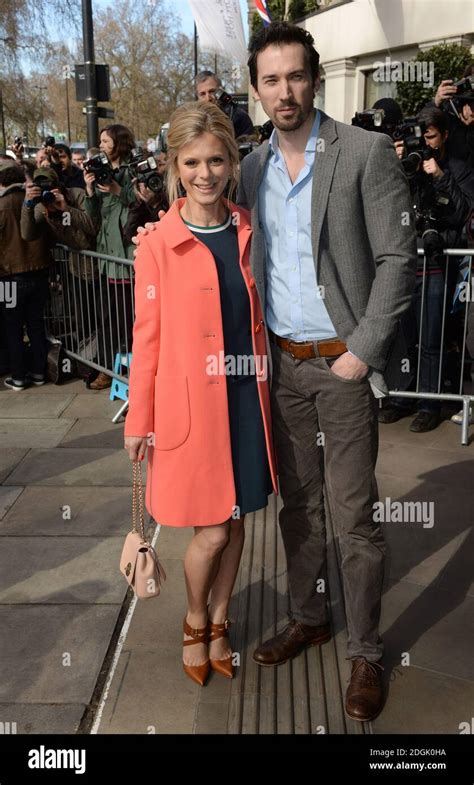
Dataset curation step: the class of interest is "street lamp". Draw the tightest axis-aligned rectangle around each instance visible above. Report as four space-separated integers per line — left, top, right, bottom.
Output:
62 65 73 142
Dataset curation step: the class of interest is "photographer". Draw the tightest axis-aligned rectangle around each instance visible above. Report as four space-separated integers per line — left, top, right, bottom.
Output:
52 144 85 189
426 63 474 168
382 107 474 431
123 173 169 246
83 124 138 389
0 162 52 390
21 167 96 249
196 70 254 137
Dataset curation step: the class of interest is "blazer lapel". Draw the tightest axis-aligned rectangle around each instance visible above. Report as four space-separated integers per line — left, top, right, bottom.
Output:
311 112 340 277
246 141 271 309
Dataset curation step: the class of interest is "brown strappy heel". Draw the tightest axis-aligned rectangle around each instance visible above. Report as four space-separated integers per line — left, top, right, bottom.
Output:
183 618 210 687
208 617 234 679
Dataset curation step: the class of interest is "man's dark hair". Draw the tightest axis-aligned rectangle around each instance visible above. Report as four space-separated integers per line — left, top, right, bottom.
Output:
55 143 72 159
417 107 449 135
195 70 221 89
248 21 320 89
462 62 474 78
0 164 26 187
100 124 136 163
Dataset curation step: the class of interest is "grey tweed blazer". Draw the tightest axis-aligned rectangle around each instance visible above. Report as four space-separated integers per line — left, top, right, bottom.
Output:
237 110 418 394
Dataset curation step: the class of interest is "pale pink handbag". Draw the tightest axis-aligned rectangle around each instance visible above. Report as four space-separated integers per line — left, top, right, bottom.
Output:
120 461 166 599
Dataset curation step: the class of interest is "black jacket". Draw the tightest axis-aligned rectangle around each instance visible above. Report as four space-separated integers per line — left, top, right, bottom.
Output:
52 161 85 190
433 153 474 238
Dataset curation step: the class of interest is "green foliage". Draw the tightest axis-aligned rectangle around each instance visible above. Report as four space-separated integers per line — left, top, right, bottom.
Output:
288 0 306 20
250 0 320 34
395 44 471 115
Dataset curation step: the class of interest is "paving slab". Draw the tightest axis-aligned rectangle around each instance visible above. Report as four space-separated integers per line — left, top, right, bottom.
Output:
0 486 133 536
376 475 474 593
61 394 127 420
381 578 474 682
0 704 85 734
377 441 474 488
0 393 74 418
378 416 471 450
121 558 187 655
59 418 125 449
0 418 75 448
97 649 199 734
0 606 121 704
21 379 87 395
0 536 126 604
0 449 29 484
0 487 23 520
371 666 474 734
3 448 132 486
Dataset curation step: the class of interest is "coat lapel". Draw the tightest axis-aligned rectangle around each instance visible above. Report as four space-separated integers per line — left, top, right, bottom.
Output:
311 111 340 278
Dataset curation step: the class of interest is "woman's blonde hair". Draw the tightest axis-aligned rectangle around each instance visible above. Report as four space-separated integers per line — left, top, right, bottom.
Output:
165 101 240 205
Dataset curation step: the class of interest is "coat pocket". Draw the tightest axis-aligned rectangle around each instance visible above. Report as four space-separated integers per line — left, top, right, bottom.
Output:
153 375 191 450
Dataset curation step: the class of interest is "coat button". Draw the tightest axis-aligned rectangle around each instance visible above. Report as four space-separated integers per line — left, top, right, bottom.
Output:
249 277 256 288
255 323 262 333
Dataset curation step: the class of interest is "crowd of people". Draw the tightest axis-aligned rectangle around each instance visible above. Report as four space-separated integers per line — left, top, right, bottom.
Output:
0 60 473 424
0 19 473 720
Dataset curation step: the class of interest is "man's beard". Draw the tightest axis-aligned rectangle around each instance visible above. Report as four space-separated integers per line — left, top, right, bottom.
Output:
271 103 309 132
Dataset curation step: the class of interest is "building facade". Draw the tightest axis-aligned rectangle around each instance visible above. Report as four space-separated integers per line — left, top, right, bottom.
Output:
247 0 474 124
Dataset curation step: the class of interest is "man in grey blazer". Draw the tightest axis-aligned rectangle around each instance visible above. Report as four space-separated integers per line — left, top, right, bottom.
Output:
238 22 417 721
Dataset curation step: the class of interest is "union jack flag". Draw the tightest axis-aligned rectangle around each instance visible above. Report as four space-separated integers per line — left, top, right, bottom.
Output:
255 0 272 27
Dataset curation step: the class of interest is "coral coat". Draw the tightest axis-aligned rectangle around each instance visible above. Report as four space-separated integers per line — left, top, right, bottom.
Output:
124 198 278 527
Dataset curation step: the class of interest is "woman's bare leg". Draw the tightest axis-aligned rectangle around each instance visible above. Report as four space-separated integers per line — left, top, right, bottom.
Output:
208 516 245 661
183 521 230 666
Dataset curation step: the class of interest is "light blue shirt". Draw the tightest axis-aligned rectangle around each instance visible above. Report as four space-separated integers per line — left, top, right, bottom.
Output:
258 110 337 341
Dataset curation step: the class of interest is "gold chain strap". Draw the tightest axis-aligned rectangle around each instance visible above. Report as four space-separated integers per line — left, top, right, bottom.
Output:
132 460 146 542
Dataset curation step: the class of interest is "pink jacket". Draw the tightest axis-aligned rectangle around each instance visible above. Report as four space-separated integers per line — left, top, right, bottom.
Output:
124 198 278 527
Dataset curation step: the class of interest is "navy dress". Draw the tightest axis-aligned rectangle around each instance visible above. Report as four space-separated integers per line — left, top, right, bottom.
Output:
185 213 273 515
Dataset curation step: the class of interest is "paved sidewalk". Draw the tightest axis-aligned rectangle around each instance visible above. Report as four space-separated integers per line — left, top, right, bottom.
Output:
0 374 473 734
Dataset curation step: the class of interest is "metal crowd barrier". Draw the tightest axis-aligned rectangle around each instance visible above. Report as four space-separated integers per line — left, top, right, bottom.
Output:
387 248 473 445
46 246 134 421
46 246 474 442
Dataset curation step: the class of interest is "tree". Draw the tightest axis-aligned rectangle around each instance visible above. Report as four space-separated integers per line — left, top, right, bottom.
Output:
395 44 472 115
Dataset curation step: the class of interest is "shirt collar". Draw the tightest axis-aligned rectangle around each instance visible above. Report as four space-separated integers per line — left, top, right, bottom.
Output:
269 109 320 162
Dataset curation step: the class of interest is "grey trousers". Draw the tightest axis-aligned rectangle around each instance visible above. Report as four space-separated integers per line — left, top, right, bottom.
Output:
270 342 385 662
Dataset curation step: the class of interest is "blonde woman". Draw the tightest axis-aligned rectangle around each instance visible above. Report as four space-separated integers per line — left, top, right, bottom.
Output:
124 102 278 686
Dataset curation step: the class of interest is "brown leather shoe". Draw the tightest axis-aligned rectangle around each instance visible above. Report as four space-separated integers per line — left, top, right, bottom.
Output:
183 618 210 687
208 617 233 679
89 372 112 390
253 619 331 666
345 657 384 722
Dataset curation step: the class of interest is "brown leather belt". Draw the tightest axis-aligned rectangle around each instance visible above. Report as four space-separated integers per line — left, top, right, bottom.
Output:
269 330 347 360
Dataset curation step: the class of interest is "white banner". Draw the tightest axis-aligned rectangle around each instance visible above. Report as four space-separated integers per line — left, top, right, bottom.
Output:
188 0 247 64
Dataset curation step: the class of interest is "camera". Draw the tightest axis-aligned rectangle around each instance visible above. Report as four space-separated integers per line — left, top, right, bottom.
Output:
351 108 401 138
31 174 56 206
128 148 164 194
392 118 441 177
453 75 474 96
238 140 260 160
444 75 474 120
215 88 237 120
42 136 56 149
83 151 116 185
255 120 274 143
